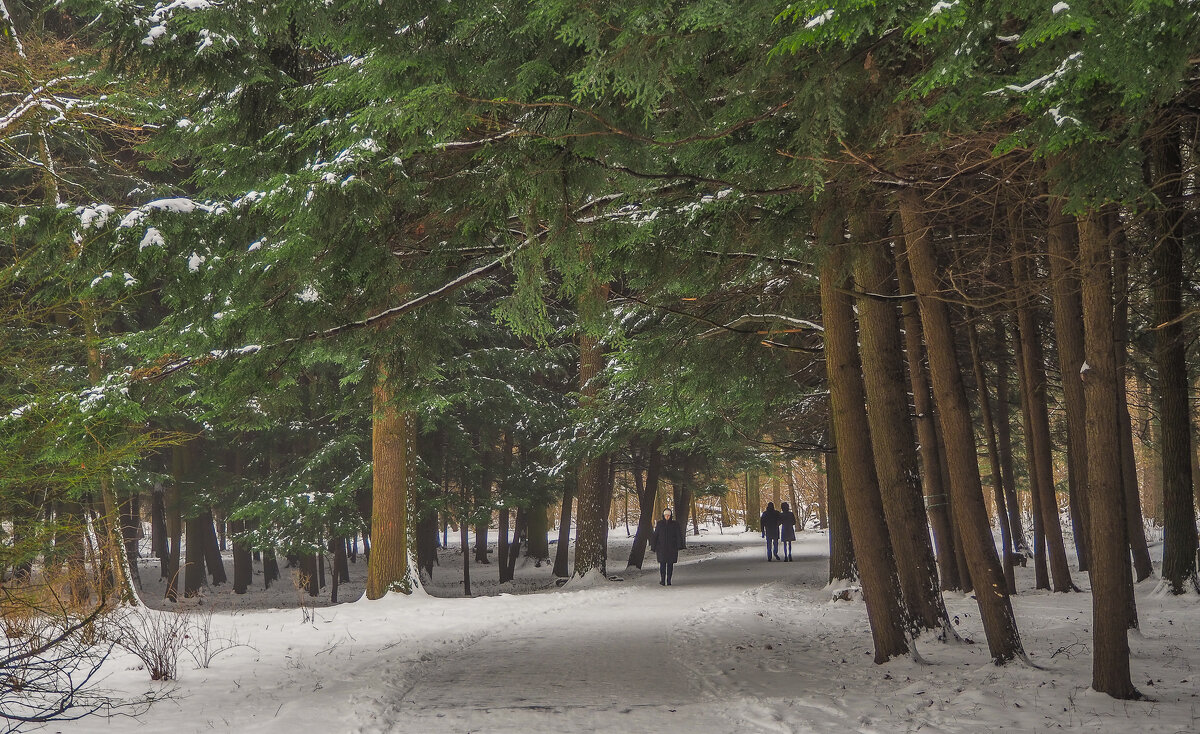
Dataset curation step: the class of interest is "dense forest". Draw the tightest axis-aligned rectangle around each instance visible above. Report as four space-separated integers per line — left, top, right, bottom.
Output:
3 0 1199 725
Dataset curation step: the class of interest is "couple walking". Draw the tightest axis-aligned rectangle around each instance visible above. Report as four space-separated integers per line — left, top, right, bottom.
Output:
760 501 797 561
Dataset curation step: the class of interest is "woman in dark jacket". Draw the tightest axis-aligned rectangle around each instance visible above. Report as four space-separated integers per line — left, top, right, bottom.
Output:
779 502 797 562
649 507 685 586
760 501 782 561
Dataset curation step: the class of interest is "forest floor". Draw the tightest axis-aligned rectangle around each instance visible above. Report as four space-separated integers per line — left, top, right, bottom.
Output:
58 528 1200 734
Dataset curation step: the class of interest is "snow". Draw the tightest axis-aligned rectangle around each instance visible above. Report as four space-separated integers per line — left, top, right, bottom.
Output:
59 529 1200 734
1052 2 1070 13
928 1 959 16
139 227 165 250
76 203 116 229
805 9 834 29
187 251 205 272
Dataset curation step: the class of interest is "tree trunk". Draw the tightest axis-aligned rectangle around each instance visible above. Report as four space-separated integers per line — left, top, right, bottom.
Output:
572 281 611 578
993 320 1031 561
1077 210 1140 698
899 189 1024 663
201 508 226 585
1011 246 1076 592
231 520 252 594
1111 217 1155 583
553 474 573 578
826 441 856 582
184 513 206 598
165 445 186 601
365 368 414 599
627 444 661 569
967 320 1016 594
745 471 761 533
852 211 948 633
263 549 279 589
819 215 908 662
526 500 550 560
1046 196 1094 573
151 483 169 570
895 247 961 591
1012 316 1049 589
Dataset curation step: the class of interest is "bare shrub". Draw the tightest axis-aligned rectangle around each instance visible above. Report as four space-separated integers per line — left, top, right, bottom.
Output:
1 580 153 731
183 606 251 669
104 606 189 681
292 570 314 625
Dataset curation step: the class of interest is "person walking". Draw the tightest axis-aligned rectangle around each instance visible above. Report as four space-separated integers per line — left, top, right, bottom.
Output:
760 501 782 561
650 507 685 586
779 501 797 561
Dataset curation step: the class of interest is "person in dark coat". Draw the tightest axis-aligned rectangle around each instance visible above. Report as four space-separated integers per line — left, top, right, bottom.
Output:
649 507 685 586
760 501 782 561
779 502 797 562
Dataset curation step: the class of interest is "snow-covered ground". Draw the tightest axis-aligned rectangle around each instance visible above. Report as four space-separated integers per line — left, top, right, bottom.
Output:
55 528 1200 733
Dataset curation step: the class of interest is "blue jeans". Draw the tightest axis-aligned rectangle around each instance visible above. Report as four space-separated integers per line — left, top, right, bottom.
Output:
766 538 778 558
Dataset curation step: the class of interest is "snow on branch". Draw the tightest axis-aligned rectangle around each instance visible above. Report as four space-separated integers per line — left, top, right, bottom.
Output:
697 313 823 340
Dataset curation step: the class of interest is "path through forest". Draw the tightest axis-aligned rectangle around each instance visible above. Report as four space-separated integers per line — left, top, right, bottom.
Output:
69 531 1200 734
361 540 830 733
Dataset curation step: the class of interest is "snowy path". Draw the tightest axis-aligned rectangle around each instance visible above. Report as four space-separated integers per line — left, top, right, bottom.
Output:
64 531 1200 734
361 540 825 734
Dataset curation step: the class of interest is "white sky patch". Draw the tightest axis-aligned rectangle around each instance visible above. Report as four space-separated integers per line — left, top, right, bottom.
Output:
139 227 165 250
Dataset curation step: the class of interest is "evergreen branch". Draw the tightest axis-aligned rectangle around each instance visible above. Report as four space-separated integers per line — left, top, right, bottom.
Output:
299 250 517 342
611 288 821 354
458 95 791 149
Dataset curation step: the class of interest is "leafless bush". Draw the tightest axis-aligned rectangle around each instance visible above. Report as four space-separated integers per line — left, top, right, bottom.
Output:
292 570 315 625
1 581 152 732
104 606 189 681
183 606 251 669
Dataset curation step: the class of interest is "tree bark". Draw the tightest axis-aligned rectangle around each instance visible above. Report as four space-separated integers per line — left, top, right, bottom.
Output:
365 368 415 599
1077 210 1140 698
1111 216 1155 583
819 215 908 662
745 471 761 533
967 320 1016 594
201 508 226 585
993 320 1031 561
895 247 961 591
231 520 252 594
553 473 573 578
899 189 1024 662
572 281 611 578
852 209 948 633
1011 245 1076 592
627 444 661 569
1046 196 1094 572
825 437 856 583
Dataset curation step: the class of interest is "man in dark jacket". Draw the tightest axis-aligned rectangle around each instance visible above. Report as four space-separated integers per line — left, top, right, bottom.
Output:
760 502 782 561
650 508 685 586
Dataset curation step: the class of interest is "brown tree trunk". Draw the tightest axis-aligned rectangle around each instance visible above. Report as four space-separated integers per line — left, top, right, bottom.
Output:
365 368 414 599
627 444 661 569
553 473 573 578
852 210 947 633
165 444 186 601
572 281 611 578
967 320 1016 594
262 549 279 589
745 471 761 533
1077 211 1140 698
895 247 961 591
1011 246 1076 592
825 439 856 582
184 513 206 598
231 520 252 594
819 215 908 662
1012 312 1049 588
1111 218 1154 583
201 508 226 585
1046 197 1094 572
993 320 1031 562
899 190 1024 662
